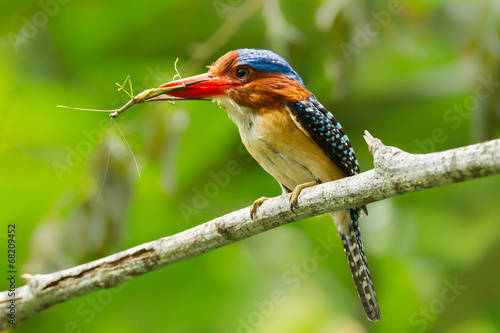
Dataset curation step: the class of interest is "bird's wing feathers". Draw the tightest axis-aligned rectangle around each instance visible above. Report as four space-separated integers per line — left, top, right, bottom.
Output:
285 97 379 319
285 96 360 177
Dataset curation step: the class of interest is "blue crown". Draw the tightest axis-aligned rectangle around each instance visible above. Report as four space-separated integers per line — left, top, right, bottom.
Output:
236 49 303 85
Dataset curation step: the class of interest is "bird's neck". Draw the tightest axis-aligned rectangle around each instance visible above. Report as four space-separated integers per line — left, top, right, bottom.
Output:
214 96 258 131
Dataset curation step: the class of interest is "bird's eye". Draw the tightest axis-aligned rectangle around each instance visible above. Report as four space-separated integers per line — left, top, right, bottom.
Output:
236 67 250 79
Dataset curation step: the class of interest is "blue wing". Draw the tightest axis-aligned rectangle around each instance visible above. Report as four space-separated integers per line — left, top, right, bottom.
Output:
285 96 360 177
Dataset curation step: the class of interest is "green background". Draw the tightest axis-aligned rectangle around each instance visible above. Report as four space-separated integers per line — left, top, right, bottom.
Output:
1 0 500 332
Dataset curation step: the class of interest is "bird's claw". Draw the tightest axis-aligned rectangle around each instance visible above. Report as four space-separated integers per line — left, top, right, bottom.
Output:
289 181 320 214
250 197 269 220
289 193 299 214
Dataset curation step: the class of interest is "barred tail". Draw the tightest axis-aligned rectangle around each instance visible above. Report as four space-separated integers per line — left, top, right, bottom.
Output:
331 209 380 321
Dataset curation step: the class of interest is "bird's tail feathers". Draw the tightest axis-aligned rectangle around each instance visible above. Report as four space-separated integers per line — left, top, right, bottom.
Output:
331 209 380 321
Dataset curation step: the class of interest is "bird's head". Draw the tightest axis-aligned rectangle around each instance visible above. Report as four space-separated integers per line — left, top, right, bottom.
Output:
161 49 311 110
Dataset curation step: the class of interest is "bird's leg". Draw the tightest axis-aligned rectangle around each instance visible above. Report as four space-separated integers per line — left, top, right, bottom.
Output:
250 197 269 220
290 180 319 213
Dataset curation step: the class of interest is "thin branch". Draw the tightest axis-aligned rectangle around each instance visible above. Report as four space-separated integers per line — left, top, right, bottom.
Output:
1 133 499 329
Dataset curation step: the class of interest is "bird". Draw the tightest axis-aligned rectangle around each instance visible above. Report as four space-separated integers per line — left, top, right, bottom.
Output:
160 48 380 321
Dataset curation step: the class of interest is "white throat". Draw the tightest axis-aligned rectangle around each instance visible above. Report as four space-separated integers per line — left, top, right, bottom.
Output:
213 95 257 132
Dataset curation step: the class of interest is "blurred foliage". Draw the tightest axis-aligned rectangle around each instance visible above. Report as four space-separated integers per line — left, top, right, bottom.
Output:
1 0 500 332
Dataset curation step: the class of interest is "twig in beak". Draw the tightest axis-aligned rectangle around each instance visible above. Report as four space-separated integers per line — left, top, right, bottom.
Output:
57 76 209 119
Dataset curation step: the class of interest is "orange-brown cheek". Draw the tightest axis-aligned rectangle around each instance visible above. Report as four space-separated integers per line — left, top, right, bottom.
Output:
227 88 269 110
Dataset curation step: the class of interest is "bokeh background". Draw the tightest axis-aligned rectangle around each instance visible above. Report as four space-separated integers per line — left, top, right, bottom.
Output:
1 0 500 332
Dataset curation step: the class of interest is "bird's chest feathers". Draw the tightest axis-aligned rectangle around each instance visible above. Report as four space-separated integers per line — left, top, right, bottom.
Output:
215 96 287 153
214 96 340 189
214 96 261 147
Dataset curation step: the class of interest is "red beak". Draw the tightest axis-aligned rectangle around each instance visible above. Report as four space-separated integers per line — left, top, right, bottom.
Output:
159 73 240 99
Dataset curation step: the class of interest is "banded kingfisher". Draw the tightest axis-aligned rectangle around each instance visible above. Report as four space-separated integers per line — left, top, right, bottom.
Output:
160 49 380 321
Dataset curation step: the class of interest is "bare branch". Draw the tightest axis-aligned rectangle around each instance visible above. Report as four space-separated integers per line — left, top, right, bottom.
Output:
1 133 499 329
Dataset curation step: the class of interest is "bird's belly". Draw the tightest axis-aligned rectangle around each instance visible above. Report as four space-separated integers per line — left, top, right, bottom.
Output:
239 112 345 191
250 144 317 191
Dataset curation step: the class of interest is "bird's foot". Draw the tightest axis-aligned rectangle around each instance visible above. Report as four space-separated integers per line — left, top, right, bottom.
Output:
250 197 269 220
290 181 319 213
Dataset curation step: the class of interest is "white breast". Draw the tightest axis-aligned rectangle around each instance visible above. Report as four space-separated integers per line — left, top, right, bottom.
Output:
214 96 258 147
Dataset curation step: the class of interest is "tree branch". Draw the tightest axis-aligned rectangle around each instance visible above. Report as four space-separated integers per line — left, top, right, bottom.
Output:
1 132 499 329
